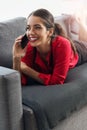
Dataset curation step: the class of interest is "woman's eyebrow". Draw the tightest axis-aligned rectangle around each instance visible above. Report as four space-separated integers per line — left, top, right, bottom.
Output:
27 24 41 26
34 24 41 26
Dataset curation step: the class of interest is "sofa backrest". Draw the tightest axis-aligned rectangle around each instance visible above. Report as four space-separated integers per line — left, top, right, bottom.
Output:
0 15 82 69
0 17 26 68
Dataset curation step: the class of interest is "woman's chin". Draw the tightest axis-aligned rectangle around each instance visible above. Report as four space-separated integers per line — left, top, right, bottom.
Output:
30 42 41 47
30 42 36 46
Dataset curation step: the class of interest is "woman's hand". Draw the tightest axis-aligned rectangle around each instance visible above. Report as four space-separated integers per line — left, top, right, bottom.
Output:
12 35 27 71
12 35 27 58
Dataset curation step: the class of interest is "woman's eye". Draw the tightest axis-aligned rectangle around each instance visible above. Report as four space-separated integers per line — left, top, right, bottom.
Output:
26 27 30 31
26 25 42 31
35 26 42 29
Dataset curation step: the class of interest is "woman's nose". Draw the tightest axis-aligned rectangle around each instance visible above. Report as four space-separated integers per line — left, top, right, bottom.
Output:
28 28 35 34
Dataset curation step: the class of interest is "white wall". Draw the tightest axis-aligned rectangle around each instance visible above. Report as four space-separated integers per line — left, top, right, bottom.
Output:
0 0 86 21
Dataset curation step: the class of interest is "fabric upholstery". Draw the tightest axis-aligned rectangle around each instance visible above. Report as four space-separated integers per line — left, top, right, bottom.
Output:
0 66 23 130
0 17 26 68
23 105 38 130
22 63 87 130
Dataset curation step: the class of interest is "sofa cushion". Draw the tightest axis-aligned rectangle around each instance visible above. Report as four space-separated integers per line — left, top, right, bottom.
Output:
0 17 26 68
22 63 87 130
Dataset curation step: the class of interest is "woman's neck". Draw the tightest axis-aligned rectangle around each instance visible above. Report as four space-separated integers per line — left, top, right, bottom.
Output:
36 43 51 55
36 38 52 55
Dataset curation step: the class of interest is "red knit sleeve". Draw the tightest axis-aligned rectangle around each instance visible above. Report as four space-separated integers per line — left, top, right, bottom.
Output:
21 43 33 67
21 43 34 85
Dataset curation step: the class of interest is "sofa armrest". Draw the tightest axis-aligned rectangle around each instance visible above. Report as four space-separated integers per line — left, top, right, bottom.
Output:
0 66 24 130
23 105 38 130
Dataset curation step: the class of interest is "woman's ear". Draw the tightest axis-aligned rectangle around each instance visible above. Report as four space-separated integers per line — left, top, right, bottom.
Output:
48 28 54 37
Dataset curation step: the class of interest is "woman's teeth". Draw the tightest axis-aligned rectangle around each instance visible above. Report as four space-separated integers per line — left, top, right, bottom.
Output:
30 37 38 42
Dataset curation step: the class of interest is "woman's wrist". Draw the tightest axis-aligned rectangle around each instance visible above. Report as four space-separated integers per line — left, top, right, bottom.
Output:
13 56 21 71
13 55 21 59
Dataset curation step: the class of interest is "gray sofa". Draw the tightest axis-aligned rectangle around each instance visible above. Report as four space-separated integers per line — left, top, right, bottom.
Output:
0 16 87 130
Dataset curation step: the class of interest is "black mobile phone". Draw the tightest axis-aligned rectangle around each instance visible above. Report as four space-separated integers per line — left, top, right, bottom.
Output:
21 34 29 49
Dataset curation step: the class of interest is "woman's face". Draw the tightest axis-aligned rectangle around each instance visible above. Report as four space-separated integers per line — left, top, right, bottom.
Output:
26 15 53 47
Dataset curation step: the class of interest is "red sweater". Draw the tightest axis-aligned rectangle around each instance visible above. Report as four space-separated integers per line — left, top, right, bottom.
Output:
21 36 78 86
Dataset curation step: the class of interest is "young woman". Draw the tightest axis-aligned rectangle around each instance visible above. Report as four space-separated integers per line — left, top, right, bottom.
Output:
12 8 87 86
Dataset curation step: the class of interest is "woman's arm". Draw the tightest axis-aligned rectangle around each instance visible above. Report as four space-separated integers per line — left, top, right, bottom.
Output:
21 62 44 84
13 56 21 71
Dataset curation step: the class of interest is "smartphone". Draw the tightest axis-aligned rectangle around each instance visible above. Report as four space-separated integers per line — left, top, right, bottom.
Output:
21 34 29 49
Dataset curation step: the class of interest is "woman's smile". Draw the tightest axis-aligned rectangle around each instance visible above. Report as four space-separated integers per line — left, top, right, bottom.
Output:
29 36 38 42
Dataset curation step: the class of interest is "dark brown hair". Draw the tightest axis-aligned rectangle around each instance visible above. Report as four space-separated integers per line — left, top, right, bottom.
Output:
27 8 77 54
54 23 77 54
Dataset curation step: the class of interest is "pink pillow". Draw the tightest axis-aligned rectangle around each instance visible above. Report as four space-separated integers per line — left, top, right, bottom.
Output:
63 14 79 41
64 14 87 42
55 14 87 42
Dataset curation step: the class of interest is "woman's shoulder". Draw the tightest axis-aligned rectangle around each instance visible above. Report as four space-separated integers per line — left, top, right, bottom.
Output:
52 36 71 48
53 35 70 42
